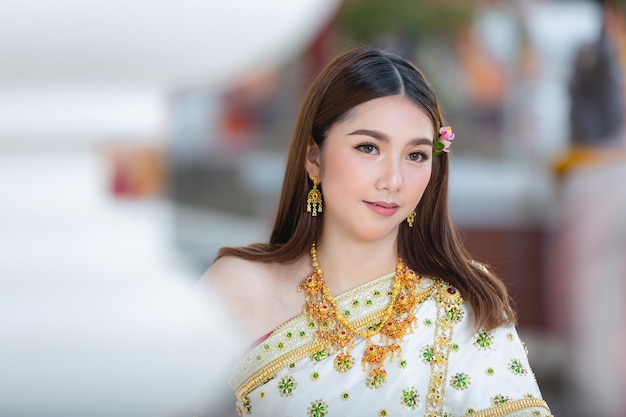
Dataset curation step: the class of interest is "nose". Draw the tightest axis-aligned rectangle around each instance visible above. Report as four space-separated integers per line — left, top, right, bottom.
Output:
375 157 402 191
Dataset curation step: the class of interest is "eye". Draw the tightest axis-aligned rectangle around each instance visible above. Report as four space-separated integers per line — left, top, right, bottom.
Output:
356 143 379 155
408 151 428 162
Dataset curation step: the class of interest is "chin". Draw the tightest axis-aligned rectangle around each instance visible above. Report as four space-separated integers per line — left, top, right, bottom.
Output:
354 224 400 243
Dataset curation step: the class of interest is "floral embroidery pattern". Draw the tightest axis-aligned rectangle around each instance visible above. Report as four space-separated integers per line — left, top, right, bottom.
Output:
341 392 350 401
509 359 528 375
367 368 387 389
307 400 328 417
450 372 471 390
278 375 297 397
312 349 328 362
401 386 420 409
242 396 251 414
445 300 464 322
491 394 511 405
486 367 495 376
421 345 434 364
474 331 494 350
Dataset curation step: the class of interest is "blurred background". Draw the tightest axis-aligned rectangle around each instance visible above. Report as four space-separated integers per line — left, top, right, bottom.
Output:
1 0 625 416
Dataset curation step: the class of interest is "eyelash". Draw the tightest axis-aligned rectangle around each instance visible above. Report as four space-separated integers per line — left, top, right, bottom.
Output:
408 151 429 162
355 143 429 162
356 143 378 154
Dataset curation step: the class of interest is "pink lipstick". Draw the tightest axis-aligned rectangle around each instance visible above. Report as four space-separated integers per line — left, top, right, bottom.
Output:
364 201 399 216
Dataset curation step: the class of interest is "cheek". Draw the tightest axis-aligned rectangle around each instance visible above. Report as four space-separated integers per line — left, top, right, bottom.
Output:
408 168 432 199
320 150 367 188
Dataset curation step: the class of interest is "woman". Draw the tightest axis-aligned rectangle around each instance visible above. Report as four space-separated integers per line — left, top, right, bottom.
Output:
203 47 551 417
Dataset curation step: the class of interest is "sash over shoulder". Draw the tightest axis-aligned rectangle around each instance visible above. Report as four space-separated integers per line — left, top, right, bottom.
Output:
230 271 552 417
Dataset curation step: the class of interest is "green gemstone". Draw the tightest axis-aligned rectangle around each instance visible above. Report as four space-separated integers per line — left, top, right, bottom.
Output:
313 349 327 361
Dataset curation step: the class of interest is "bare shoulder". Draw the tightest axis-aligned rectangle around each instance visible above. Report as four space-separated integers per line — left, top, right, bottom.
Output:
200 255 274 302
198 255 308 344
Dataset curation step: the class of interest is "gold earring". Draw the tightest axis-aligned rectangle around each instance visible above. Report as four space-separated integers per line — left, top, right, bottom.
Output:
307 176 322 216
407 211 416 227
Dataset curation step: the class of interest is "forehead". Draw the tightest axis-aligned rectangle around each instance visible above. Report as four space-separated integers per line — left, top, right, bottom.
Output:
339 95 434 134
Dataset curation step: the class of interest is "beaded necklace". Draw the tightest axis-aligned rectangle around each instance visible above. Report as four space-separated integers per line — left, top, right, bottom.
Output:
299 243 433 389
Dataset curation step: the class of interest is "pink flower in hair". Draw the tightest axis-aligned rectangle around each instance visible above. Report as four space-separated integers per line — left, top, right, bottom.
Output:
435 125 455 154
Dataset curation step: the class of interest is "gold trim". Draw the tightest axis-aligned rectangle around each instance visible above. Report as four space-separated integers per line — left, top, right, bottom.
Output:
425 282 465 415
464 398 552 417
235 339 324 400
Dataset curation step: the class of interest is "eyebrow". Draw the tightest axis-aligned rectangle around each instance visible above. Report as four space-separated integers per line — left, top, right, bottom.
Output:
347 129 433 146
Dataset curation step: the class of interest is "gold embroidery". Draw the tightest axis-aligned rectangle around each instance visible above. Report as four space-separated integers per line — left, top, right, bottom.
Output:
425 282 464 415
235 339 323 400
462 397 552 417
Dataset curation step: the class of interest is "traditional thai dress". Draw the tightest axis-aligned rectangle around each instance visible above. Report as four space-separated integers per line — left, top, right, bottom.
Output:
230 270 552 417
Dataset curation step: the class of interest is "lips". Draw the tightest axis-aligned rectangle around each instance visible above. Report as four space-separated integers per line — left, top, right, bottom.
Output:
368 201 398 209
364 201 400 216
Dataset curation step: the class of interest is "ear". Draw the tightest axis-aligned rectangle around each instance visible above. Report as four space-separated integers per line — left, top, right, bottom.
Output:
304 140 321 180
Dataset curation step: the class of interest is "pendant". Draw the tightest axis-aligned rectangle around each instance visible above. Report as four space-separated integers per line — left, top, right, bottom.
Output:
333 351 354 373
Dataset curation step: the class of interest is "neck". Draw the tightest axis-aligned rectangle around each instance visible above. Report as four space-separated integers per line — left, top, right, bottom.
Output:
312 234 399 296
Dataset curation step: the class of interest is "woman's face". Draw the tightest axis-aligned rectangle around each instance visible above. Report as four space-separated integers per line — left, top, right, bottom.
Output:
306 95 434 243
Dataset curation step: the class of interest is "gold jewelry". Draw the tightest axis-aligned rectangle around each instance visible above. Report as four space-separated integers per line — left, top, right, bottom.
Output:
300 243 432 389
306 176 322 216
407 210 416 227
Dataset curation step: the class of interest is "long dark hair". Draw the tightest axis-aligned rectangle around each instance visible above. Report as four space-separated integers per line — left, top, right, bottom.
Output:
217 47 515 330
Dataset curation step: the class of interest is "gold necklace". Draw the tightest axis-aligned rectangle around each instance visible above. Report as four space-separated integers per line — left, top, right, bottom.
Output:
300 243 431 389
